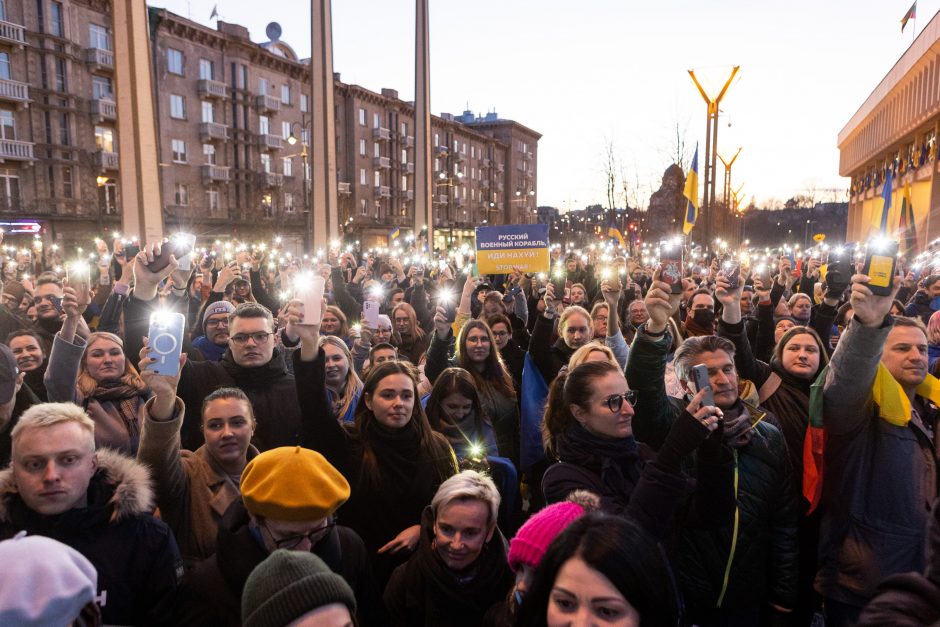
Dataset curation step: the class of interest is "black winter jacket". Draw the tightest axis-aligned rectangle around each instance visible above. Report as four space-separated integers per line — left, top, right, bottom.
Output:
528 314 575 383
177 499 382 626
0 450 182 626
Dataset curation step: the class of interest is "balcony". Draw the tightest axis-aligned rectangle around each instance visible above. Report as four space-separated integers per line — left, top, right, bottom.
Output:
198 79 229 100
256 133 283 151
372 127 390 141
435 193 449 204
480 178 490 188
84 47 114 71
496 163 505 173
374 185 391 198
90 98 116 122
405 162 415 174
94 150 119 170
399 189 414 201
404 135 414 148
455 152 467 163
200 122 229 141
258 172 283 187
0 139 33 161
201 164 230 182
526 151 534 160
256 94 280 113
337 181 351 195
0 20 25 47
435 145 448 156
0 78 27 105
373 156 390 169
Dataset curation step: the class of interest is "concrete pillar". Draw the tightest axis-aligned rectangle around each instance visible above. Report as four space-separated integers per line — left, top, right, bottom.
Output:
310 0 338 249
413 0 433 250
113 0 163 243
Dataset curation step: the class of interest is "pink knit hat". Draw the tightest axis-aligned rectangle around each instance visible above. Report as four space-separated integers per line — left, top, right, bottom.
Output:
509 497 594 572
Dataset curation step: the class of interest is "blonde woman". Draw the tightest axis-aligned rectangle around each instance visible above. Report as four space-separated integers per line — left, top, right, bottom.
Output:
320 334 363 424
567 342 619 369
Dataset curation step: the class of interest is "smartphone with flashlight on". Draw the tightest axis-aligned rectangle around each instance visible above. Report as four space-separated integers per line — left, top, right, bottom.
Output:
690 363 715 408
863 240 900 296
437 289 457 323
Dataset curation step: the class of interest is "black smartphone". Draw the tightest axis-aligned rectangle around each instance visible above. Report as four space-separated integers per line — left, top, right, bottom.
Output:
122 242 140 259
146 242 174 274
722 261 740 290
863 240 900 296
691 363 715 407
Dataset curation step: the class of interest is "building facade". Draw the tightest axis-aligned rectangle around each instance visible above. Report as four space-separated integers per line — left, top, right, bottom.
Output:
838 10 940 246
0 2 540 253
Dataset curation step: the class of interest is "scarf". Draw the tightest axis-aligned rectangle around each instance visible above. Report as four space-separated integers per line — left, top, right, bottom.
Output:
555 424 641 500
362 420 424 492
87 379 147 451
219 347 289 389
872 363 940 427
684 310 715 337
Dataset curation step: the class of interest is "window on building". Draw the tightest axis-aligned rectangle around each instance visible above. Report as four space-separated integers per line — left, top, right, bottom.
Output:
260 153 271 173
0 169 19 210
170 94 185 119
359 138 366 156
401 175 407 191
58 111 69 145
374 142 380 158
89 24 110 50
171 139 186 163
282 157 292 177
401 148 407 163
238 64 247 89
373 112 380 129
261 193 274 217
203 143 216 165
201 101 214 124
300 94 308 112
360 168 366 185
434 133 439 147
91 76 112 100
259 115 269 135
199 58 214 81
400 121 407 135
54 58 66 92
374 171 381 187
358 108 365 126
62 166 72 198
360 198 367 215
49 1 63 37
0 1 6 22
434 158 439 171
284 192 294 213
207 189 219 212
175 184 188 206
0 53 9 81
94 126 114 152
167 48 183 75
100 181 117 214
281 121 291 140
281 84 291 105
258 77 268 94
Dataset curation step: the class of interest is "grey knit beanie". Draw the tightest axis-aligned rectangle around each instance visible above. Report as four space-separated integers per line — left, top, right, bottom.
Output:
242 550 357 627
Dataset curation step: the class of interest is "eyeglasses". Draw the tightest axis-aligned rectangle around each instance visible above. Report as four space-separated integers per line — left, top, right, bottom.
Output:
205 318 229 328
261 520 335 550
466 336 490 345
601 391 637 413
230 331 274 345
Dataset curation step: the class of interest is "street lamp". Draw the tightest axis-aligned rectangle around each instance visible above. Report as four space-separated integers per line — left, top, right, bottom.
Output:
287 112 311 255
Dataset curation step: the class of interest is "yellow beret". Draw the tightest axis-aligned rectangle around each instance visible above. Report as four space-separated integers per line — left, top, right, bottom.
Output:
241 447 350 522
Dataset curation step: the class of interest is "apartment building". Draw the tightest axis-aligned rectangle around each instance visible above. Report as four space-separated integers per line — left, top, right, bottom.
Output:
1 2 540 252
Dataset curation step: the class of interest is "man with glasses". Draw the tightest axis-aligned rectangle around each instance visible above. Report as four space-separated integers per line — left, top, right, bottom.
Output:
174 302 304 452
0 273 89 356
191 301 235 362
178 446 382 626
625 272 798 626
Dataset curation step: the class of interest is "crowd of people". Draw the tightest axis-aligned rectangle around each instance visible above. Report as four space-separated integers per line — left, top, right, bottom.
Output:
0 230 938 627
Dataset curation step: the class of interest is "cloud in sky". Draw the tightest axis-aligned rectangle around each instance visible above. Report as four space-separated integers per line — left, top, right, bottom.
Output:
153 0 934 209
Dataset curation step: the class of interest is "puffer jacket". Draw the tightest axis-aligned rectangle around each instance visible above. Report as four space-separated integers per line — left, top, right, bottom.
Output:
677 416 798 612
626 324 799 611
0 449 183 626
817 317 940 608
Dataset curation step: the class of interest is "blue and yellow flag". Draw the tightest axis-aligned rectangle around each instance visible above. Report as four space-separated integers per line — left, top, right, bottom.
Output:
683 144 699 235
389 226 401 241
608 223 626 248
879 168 894 233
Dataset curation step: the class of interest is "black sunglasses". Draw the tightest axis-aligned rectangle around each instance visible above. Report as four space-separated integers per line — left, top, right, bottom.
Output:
603 391 637 413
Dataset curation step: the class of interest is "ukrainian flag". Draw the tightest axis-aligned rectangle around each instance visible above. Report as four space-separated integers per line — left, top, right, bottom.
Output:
389 226 401 241
899 184 918 255
877 168 894 234
608 223 626 248
683 144 699 235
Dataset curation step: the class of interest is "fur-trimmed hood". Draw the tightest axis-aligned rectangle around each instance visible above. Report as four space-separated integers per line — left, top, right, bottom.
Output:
0 449 154 524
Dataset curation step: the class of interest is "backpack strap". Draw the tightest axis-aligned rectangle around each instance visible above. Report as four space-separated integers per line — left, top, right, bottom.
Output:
757 372 782 404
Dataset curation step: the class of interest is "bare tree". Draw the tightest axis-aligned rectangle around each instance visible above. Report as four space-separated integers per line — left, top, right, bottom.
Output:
603 139 618 211
673 122 692 172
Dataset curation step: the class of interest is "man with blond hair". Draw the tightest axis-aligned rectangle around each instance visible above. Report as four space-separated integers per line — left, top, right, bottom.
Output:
0 402 182 625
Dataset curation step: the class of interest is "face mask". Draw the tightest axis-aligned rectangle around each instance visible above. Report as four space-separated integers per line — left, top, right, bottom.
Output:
792 311 811 323
690 309 716 329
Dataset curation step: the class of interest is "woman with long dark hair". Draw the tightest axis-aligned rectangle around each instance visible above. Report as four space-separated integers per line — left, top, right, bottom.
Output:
290 303 457 583
515 512 680 627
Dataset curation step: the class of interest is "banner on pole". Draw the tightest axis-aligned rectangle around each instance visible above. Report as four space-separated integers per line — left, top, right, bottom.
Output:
475 224 550 275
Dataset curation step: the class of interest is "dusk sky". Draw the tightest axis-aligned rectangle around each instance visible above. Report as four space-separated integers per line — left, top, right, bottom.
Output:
154 0 933 211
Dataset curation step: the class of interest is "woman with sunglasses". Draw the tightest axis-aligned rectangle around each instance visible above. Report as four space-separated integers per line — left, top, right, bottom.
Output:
541 360 729 531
